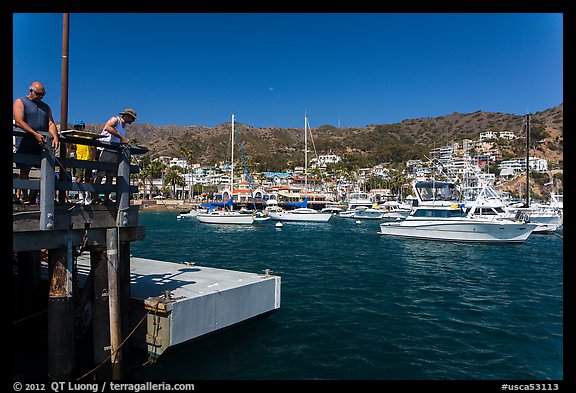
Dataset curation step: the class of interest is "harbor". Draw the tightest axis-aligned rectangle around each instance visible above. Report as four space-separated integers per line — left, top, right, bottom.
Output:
128 211 563 380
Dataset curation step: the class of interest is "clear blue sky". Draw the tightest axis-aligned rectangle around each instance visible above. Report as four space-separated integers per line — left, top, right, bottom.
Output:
13 13 563 129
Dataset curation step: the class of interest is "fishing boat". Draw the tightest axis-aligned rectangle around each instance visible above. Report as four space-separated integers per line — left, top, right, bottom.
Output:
378 200 411 221
177 209 199 219
269 114 332 223
378 180 538 243
351 205 383 220
196 114 254 225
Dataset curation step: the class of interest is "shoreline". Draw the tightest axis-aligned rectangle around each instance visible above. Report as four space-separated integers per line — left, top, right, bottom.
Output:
131 199 198 212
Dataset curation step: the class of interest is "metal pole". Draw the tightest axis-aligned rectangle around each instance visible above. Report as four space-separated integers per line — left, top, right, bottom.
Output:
107 228 122 379
525 114 530 208
59 13 70 203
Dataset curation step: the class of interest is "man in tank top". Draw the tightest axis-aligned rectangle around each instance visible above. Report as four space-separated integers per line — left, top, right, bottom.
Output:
93 108 136 204
13 81 60 204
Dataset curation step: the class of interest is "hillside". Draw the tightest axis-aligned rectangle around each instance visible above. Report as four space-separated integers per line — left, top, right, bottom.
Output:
87 103 563 172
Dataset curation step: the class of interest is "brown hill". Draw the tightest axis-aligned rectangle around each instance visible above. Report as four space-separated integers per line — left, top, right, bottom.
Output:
91 103 563 173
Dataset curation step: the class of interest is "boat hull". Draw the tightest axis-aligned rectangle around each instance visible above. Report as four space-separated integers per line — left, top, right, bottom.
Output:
269 210 332 223
196 212 254 225
378 220 538 243
353 209 383 220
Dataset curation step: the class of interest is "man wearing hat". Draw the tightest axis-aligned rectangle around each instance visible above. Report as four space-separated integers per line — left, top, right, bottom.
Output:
93 108 136 204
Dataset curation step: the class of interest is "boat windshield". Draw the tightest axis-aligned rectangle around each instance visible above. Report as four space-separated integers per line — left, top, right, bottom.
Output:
415 181 458 202
412 208 467 218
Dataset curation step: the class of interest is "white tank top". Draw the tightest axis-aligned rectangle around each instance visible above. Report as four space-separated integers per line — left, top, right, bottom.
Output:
98 116 126 151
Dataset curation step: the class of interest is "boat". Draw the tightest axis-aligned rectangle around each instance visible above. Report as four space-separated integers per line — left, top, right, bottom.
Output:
378 180 538 243
320 201 344 215
378 200 411 220
177 209 199 219
268 207 334 223
268 114 332 223
351 205 383 220
339 190 375 218
455 119 562 235
196 114 254 225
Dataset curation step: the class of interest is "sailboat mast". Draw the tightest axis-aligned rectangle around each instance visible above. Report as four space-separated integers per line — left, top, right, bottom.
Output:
525 114 530 208
231 114 235 208
304 113 308 196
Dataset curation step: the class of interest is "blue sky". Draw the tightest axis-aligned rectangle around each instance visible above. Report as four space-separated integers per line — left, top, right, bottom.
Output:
12 13 563 129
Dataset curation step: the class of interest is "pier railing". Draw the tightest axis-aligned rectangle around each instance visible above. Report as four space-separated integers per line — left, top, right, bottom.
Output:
13 126 148 230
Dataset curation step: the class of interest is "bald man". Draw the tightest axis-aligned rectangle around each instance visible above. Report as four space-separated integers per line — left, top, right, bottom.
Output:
13 81 60 203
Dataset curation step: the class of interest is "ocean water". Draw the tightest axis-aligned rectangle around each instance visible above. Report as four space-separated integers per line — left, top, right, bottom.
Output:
127 211 563 380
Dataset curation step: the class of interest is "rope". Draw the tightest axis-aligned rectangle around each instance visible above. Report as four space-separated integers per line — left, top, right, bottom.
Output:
12 309 48 325
75 309 151 381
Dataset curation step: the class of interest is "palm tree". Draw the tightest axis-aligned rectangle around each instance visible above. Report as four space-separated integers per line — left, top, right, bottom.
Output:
164 166 186 199
137 155 165 199
179 144 195 201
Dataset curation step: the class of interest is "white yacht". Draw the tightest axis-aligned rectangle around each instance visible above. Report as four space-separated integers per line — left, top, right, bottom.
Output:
340 190 374 218
346 191 373 210
378 200 411 221
269 207 333 223
351 205 383 220
378 180 538 243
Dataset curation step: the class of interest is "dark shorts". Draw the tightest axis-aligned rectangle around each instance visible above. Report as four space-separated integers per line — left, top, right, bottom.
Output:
74 166 92 180
15 136 43 169
96 150 119 177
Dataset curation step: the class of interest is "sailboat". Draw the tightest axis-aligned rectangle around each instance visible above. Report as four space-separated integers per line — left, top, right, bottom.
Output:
196 114 255 225
269 114 333 223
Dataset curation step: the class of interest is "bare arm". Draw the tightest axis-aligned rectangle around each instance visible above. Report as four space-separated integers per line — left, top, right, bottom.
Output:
47 106 59 150
103 117 129 144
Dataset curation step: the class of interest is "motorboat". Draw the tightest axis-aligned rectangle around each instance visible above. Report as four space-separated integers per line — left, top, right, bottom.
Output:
196 209 255 225
377 201 411 221
378 180 538 243
351 205 383 220
177 209 199 219
346 191 373 210
268 207 333 223
321 202 344 215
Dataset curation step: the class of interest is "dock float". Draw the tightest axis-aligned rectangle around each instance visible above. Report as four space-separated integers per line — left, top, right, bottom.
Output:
77 255 281 360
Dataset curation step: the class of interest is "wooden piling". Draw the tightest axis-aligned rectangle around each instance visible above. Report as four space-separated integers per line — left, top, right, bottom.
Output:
90 246 110 369
47 247 75 379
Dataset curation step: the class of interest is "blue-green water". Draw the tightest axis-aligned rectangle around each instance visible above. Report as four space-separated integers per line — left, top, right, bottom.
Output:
128 211 563 380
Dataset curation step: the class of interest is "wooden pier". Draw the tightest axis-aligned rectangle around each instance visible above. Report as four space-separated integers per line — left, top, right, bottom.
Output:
12 127 279 379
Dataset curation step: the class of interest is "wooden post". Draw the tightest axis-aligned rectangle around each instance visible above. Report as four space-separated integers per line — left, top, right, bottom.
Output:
107 228 122 379
119 241 131 360
47 245 75 379
90 245 110 374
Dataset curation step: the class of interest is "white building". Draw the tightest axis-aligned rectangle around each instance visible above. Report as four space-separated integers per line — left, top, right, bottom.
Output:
499 131 517 140
498 157 548 173
480 131 498 141
310 154 341 167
